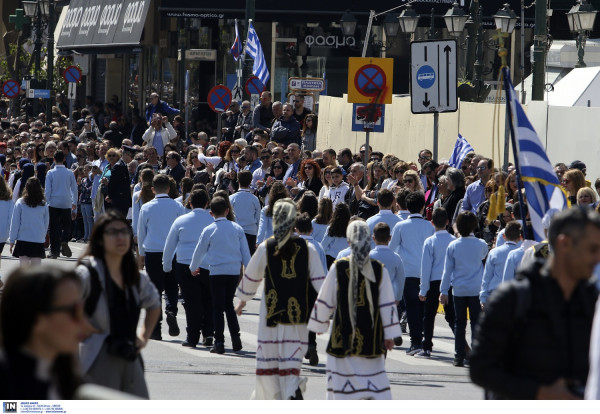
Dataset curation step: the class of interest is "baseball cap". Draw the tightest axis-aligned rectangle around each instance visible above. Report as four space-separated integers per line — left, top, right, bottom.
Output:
569 160 586 171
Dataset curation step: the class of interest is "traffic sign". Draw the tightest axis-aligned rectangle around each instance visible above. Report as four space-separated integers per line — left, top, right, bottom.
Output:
207 85 232 113
2 80 20 99
68 82 76 100
288 77 325 91
352 103 385 132
348 57 393 104
245 76 265 96
410 40 458 114
30 89 50 99
63 65 82 84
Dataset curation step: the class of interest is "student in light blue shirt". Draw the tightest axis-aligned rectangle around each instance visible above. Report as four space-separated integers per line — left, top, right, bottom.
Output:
189 196 251 354
395 188 411 221
321 202 351 268
311 196 332 242
389 191 434 356
370 222 406 307
230 170 261 255
162 189 214 347
138 174 186 340
256 182 288 245
418 207 456 358
9 177 49 267
131 168 155 238
45 151 78 259
440 211 489 367
480 221 522 306
366 189 400 248
296 213 327 274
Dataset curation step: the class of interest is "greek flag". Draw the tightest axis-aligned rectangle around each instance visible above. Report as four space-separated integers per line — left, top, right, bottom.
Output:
448 134 474 168
230 20 242 61
246 22 270 86
503 68 568 242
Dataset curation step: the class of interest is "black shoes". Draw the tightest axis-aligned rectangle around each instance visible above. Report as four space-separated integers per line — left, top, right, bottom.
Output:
47 253 58 259
306 345 318 366
202 336 214 347
150 330 162 341
232 336 243 352
453 357 465 367
61 242 72 258
166 313 180 337
182 340 197 348
210 342 225 354
393 337 403 347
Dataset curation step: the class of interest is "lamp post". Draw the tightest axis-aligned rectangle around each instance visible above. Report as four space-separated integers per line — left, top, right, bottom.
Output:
567 0 598 68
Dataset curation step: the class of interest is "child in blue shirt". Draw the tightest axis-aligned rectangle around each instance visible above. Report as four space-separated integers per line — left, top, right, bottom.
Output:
321 202 351 268
417 207 456 358
440 211 488 367
366 189 401 248
230 170 261 255
190 196 251 354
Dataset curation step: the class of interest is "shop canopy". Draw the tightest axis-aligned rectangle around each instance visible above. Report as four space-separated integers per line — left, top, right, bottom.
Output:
56 0 151 53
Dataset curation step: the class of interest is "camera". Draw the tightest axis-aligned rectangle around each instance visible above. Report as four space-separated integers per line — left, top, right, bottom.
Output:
105 335 138 361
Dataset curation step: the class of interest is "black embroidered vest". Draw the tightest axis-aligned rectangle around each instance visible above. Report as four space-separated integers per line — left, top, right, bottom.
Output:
264 236 315 327
326 258 385 358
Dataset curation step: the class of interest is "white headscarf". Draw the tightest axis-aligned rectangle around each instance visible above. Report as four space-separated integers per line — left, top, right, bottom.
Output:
346 221 375 336
272 198 297 253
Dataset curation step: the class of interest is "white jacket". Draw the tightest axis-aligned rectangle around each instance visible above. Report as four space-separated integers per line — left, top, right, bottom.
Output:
142 122 177 148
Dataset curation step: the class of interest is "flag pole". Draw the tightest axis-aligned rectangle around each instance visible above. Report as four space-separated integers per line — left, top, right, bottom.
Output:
502 67 530 240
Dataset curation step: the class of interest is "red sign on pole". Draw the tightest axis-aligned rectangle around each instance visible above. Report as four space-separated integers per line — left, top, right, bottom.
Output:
63 66 82 84
207 85 232 113
245 76 265 95
2 80 20 99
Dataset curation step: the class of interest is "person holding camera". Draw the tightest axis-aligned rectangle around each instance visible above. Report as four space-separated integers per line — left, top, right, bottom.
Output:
76 211 160 398
141 113 177 158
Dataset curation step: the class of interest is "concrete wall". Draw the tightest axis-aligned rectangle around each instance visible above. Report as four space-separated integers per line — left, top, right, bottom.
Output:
316 95 600 184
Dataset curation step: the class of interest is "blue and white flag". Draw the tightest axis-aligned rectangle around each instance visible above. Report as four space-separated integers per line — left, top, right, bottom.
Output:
448 134 474 169
503 68 568 242
230 19 243 61
246 22 270 86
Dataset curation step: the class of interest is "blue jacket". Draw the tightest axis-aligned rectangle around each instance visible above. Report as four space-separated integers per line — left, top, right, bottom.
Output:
440 236 489 297
480 241 521 304
45 165 78 209
370 245 406 302
0 199 14 243
389 214 435 279
9 199 49 244
420 230 456 297
502 246 526 283
145 100 180 123
189 217 251 276
163 208 214 271
300 235 328 274
230 189 261 235
270 116 301 146
311 220 328 243
321 227 348 259
256 206 272 244
137 194 186 255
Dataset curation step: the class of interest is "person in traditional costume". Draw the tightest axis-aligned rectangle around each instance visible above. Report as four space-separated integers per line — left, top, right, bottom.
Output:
307 220 401 400
235 198 326 399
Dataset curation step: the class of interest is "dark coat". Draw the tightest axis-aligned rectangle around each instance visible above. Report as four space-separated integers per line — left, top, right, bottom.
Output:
106 159 132 216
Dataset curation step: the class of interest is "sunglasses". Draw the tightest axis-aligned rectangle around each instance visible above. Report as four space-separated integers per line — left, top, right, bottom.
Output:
105 227 132 237
477 166 487 170
461 166 469 170
230 149 240 154
403 179 414 184
46 302 83 321
261 155 271 160
305 165 313 170
419 155 432 160
107 154 118 158
273 165 283 169
360 150 366 154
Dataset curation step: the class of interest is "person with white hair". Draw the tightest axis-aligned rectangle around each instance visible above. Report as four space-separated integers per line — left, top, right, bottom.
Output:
235 198 326 399
308 220 401 400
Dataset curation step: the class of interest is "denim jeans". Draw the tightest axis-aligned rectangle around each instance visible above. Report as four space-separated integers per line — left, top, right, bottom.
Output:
404 277 424 346
453 296 481 359
81 203 94 241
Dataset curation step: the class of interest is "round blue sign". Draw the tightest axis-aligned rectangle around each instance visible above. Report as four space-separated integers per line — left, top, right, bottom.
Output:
416 65 436 89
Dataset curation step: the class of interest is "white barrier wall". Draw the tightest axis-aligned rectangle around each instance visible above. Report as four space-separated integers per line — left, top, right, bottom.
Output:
316 95 600 185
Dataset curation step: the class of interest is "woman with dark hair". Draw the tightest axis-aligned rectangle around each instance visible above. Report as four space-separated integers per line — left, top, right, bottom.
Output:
76 211 160 398
0 267 85 399
132 168 155 242
321 202 351 268
312 197 333 242
297 190 319 220
293 159 322 200
505 170 519 203
212 190 236 222
257 158 288 200
35 162 47 188
257 182 289 245
213 144 242 193
301 114 318 152
442 167 467 229
11 163 34 201
33 143 46 164
9 177 48 266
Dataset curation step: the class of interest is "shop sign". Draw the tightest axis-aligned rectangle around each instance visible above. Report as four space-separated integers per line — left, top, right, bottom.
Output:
305 35 355 49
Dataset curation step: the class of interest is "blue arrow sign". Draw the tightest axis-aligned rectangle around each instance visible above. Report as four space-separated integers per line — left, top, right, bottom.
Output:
33 89 51 99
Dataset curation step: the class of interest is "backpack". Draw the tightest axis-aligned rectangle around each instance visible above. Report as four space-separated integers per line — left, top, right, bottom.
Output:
83 262 103 317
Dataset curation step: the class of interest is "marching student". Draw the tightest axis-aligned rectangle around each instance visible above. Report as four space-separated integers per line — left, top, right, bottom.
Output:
163 189 215 348
418 207 456 358
480 220 522 308
366 189 401 248
229 170 261 255
190 196 251 354
137 174 186 340
440 211 489 367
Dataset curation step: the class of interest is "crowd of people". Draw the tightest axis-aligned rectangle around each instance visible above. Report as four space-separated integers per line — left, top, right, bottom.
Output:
1 89 600 400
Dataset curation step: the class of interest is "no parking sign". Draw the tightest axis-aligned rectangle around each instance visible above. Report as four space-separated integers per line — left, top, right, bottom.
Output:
347 57 393 104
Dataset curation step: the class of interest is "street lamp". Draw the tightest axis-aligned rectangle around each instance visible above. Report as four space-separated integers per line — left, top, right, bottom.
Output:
382 13 400 38
493 3 518 35
567 0 598 68
398 5 420 35
444 2 469 38
340 10 358 37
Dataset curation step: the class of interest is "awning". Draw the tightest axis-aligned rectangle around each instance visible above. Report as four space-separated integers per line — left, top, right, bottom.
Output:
56 0 151 52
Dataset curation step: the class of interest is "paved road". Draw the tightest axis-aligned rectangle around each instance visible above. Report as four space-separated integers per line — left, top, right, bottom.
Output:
0 242 482 400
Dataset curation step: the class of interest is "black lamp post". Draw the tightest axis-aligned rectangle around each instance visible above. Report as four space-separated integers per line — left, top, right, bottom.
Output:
567 0 598 68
